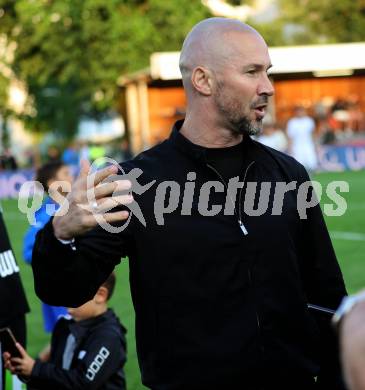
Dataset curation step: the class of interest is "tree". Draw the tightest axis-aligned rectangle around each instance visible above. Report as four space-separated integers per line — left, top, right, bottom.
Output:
0 0 210 139
0 33 13 148
247 19 287 47
278 0 365 44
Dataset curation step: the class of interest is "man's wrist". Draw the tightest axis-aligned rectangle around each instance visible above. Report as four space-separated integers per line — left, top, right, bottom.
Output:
57 237 75 245
56 236 76 250
332 291 365 330
52 217 73 241
51 219 76 249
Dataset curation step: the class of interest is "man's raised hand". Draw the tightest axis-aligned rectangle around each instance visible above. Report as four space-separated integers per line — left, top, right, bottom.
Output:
52 160 132 240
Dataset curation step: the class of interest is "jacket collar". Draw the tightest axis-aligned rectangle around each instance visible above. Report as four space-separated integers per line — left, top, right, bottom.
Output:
168 120 208 164
68 309 122 339
168 119 256 164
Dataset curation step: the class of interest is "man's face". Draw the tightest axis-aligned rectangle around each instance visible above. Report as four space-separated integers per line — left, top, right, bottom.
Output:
212 31 274 136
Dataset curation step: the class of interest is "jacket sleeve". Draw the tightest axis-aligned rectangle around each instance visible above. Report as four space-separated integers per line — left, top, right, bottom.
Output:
28 329 126 390
296 164 347 308
31 218 130 307
296 164 347 389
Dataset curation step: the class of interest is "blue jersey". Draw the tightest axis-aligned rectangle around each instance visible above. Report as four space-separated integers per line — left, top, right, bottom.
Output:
23 197 67 332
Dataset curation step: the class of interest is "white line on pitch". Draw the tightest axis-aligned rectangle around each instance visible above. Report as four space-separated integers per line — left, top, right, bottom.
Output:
330 231 365 241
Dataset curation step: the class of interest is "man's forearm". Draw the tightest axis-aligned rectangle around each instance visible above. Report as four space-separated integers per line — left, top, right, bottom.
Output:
32 220 112 307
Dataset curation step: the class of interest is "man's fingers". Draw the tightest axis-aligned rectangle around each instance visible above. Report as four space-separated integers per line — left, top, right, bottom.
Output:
79 159 91 178
103 211 131 224
82 210 130 228
94 195 134 213
90 180 132 200
88 165 119 188
79 194 133 214
90 182 117 200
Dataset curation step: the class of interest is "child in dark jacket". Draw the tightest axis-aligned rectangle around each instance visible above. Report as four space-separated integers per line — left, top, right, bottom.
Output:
3 273 127 390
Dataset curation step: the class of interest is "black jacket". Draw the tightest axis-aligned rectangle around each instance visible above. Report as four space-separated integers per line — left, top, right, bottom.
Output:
32 121 347 390
0 209 29 327
27 309 126 390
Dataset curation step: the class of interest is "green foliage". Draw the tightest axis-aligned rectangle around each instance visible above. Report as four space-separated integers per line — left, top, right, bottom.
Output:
4 0 363 139
0 0 210 139
249 0 365 46
0 56 11 147
279 0 365 44
141 0 211 52
0 72 8 109
248 19 287 47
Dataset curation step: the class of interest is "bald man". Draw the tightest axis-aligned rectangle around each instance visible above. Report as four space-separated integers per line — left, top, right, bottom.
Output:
32 18 347 390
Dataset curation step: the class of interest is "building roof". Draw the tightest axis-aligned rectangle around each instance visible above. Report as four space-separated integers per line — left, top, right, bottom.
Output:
149 42 365 81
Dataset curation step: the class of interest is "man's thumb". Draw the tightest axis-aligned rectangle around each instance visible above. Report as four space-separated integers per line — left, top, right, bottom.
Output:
79 159 91 178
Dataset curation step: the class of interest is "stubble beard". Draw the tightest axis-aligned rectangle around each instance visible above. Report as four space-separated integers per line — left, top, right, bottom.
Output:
214 82 263 137
225 113 262 137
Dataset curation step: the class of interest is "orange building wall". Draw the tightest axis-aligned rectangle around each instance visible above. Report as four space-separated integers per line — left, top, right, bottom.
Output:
274 76 365 124
144 76 365 143
148 87 186 145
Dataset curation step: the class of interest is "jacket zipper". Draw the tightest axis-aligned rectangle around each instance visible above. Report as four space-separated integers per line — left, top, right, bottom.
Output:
207 160 264 356
206 161 255 235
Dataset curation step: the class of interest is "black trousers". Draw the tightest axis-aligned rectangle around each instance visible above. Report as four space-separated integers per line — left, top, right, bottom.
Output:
1 314 27 390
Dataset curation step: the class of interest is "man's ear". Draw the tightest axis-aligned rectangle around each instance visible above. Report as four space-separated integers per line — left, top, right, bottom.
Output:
191 66 213 96
94 286 108 303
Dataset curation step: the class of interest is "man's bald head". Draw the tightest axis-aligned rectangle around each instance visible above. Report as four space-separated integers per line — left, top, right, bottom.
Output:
179 18 264 91
179 18 273 138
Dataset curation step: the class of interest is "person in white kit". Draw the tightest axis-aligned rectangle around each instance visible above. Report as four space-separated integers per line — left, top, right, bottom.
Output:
258 122 288 152
286 106 318 172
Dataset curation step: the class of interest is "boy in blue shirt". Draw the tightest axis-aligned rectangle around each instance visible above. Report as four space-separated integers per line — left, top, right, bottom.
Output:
23 161 73 332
